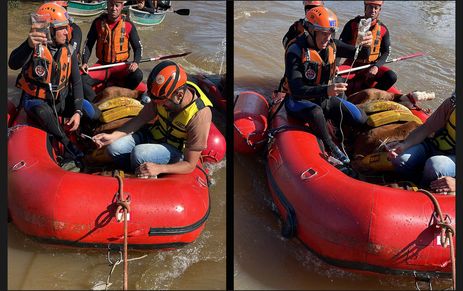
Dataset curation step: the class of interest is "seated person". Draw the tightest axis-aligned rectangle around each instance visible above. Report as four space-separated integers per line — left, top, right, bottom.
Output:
282 7 369 164
93 61 212 177
388 93 456 194
339 0 397 93
8 3 100 161
80 0 144 102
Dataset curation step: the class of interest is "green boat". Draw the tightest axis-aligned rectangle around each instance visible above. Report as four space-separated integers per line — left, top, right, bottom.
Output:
128 6 167 26
68 1 107 17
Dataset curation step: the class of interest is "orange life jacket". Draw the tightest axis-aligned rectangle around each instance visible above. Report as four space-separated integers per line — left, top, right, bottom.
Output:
16 44 72 100
349 16 382 63
96 14 130 63
281 38 336 96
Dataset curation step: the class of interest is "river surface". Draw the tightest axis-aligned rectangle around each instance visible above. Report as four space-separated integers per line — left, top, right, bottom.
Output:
7 1 226 290
234 1 455 290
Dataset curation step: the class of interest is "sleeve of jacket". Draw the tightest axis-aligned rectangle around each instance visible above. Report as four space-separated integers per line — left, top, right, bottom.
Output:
70 53 84 111
373 24 391 68
81 19 98 65
335 38 370 60
69 23 82 58
8 40 33 70
127 21 143 63
285 44 328 102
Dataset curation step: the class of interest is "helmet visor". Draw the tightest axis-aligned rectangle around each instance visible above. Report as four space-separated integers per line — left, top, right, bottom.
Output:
304 20 337 33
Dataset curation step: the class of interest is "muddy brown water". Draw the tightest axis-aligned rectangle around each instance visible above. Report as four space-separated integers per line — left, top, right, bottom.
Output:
234 1 454 290
7 1 226 290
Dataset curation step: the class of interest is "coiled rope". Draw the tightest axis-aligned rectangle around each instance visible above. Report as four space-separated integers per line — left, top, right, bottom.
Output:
418 189 456 290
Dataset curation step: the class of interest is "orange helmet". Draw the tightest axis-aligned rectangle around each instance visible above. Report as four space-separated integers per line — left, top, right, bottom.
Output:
36 3 69 28
302 1 324 7
364 1 384 6
147 61 188 100
305 7 338 33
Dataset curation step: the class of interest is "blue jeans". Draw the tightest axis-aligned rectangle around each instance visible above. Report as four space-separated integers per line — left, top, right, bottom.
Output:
391 141 456 187
106 127 183 171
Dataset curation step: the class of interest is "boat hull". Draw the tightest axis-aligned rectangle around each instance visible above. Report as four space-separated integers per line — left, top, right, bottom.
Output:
128 7 166 26
265 105 455 276
8 125 210 248
68 1 107 17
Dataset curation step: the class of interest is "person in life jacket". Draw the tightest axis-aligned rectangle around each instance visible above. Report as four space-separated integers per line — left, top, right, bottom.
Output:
47 1 83 60
339 0 397 92
283 7 369 165
388 92 456 193
282 1 373 51
133 0 170 13
93 61 213 177
80 0 144 102
8 2 100 162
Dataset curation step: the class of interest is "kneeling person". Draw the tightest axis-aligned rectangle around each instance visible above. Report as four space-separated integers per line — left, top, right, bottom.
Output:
93 61 212 177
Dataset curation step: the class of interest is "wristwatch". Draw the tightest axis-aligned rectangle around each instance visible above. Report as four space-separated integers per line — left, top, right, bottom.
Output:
75 109 83 117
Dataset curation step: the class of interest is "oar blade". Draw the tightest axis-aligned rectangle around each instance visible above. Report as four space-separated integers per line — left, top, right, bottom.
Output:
156 51 192 61
175 9 190 16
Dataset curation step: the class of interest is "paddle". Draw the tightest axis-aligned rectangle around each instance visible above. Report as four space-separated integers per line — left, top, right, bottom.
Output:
170 8 190 15
87 51 192 71
337 52 425 76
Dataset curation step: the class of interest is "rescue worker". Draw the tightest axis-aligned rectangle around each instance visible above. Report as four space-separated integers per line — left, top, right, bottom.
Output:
388 93 456 194
339 0 397 92
133 0 156 13
8 3 100 161
93 61 212 177
80 0 144 102
49 1 83 59
283 7 370 164
282 1 325 50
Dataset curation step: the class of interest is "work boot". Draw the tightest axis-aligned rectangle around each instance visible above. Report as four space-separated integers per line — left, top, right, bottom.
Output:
329 144 350 164
63 142 84 169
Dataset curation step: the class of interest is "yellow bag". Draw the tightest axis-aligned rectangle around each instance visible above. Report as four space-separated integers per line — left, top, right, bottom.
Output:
367 110 423 127
97 97 142 111
100 105 143 123
355 152 394 172
361 100 411 114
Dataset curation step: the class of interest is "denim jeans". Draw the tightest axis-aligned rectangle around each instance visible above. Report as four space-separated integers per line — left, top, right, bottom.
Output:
106 127 183 171
391 141 456 187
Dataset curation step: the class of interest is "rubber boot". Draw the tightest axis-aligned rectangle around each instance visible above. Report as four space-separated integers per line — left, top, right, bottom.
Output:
329 144 350 164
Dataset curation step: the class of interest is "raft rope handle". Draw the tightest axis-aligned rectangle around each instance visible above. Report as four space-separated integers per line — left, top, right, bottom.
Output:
418 189 456 291
233 123 266 149
11 160 27 171
300 168 318 180
115 171 130 291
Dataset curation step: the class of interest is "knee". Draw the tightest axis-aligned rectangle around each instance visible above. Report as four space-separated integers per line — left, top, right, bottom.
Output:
106 140 127 157
385 70 397 84
422 155 456 182
27 103 52 120
130 69 143 83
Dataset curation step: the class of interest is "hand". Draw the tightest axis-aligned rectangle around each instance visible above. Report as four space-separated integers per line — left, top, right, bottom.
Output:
430 176 455 194
66 113 81 131
28 25 48 48
358 31 373 47
387 141 404 160
327 82 347 97
366 66 379 79
80 63 89 74
93 132 120 148
135 162 163 178
128 62 139 73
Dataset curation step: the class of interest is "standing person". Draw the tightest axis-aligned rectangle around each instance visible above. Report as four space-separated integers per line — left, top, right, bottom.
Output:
339 0 397 92
388 93 456 193
80 0 144 102
8 3 99 160
282 7 370 164
93 61 213 177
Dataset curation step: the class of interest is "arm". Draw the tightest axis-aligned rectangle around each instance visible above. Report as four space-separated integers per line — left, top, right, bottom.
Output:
8 41 34 70
128 21 142 63
65 53 84 131
81 19 98 65
69 23 82 58
136 107 212 176
335 38 371 60
93 102 156 147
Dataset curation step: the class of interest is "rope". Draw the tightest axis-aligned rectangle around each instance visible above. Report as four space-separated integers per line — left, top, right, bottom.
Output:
418 189 456 290
114 170 131 290
105 246 147 291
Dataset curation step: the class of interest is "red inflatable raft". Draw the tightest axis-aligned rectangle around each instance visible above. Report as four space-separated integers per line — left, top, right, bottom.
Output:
235 91 455 278
8 81 225 249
